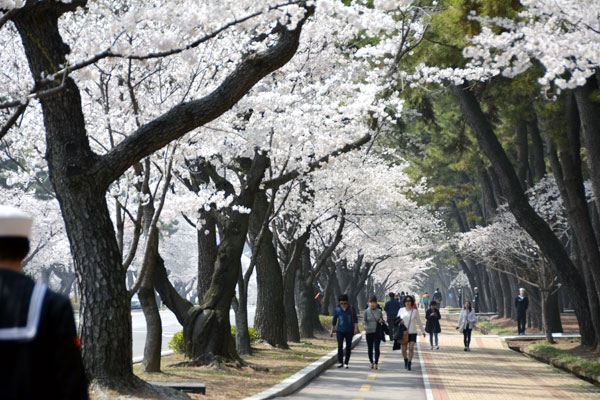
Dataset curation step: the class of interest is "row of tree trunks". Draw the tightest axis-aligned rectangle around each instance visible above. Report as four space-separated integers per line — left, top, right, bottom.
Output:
452 83 596 346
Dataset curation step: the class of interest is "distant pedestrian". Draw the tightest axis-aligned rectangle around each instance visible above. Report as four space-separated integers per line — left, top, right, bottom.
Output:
399 291 405 304
330 294 359 369
0 205 88 399
384 292 400 325
432 288 442 307
397 295 426 370
515 288 529 335
457 301 477 351
473 287 480 313
421 291 430 310
425 301 442 350
363 295 384 370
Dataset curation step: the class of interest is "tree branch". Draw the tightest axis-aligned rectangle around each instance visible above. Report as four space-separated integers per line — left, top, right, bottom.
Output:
94 5 315 186
308 208 345 284
262 133 371 189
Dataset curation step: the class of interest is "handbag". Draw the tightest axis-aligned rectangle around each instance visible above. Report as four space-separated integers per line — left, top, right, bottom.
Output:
369 309 387 342
397 309 413 345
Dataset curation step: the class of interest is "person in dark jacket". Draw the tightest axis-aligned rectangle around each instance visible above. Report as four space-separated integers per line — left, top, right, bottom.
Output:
330 294 359 368
515 288 529 335
0 205 88 399
425 300 442 350
432 288 442 306
473 287 480 313
383 292 400 324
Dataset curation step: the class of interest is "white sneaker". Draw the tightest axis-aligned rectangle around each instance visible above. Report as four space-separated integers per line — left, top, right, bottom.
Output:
430 345 434 350
435 345 439 350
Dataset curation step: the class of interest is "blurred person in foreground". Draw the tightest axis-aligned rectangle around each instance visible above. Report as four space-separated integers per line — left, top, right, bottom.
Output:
0 205 88 399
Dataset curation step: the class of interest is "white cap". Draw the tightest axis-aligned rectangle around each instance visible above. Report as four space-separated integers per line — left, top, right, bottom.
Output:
0 205 33 238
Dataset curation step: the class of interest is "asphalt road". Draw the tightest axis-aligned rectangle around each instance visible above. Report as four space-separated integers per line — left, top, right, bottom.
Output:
131 306 256 360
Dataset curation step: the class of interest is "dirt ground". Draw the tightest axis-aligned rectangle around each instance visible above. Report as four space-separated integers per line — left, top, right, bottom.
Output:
134 333 337 400
480 313 580 334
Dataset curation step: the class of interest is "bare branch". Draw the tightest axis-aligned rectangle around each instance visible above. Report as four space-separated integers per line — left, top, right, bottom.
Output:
0 103 27 141
262 133 371 189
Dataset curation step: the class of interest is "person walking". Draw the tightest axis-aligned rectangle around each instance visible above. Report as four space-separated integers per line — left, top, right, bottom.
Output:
432 288 442 307
330 294 359 369
515 288 529 335
425 300 442 350
473 287 480 313
384 291 400 325
0 205 88 399
399 291 405 304
457 300 477 351
363 295 384 370
397 295 426 370
421 291 430 310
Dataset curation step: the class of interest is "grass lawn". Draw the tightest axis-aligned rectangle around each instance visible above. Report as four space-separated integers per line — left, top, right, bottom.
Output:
134 333 337 400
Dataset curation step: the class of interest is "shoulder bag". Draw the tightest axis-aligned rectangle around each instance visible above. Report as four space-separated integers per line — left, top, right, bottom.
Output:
397 309 413 345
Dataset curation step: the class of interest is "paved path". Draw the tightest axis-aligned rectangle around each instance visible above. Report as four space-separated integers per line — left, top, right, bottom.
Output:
283 331 600 400
285 337 427 399
424 334 600 400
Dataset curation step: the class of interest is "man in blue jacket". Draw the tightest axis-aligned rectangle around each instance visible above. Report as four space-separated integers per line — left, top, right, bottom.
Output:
384 292 400 324
330 294 358 368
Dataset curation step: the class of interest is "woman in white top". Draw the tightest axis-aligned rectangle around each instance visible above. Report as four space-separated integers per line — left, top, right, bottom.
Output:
457 301 477 351
396 295 426 370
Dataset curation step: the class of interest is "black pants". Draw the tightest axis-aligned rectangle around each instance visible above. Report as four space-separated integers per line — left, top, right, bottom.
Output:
517 312 527 334
365 332 381 364
463 328 472 347
336 331 354 364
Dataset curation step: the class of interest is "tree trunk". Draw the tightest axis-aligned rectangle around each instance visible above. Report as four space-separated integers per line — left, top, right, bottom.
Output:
139 229 163 372
248 191 287 348
527 118 546 182
297 248 318 338
490 269 503 317
541 289 555 343
516 120 529 189
197 210 217 304
574 77 600 215
282 231 309 343
547 289 563 334
452 83 596 346
498 269 513 319
12 10 139 386
232 272 252 355
182 155 269 362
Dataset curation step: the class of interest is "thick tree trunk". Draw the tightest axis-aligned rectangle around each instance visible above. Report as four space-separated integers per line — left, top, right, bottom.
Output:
490 269 504 317
452 84 596 346
248 192 288 348
13 10 137 386
182 155 269 362
547 289 563 333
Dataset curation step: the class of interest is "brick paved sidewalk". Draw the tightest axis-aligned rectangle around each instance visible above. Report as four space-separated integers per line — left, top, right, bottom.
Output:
422 334 600 400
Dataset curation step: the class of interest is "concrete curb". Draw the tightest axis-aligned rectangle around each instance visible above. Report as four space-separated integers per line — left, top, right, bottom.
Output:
243 333 362 400
133 350 174 364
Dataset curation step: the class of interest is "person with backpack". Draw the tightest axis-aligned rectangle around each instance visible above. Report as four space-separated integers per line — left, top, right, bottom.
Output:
363 295 385 370
384 291 400 324
397 295 426 370
421 292 430 310
457 301 477 351
432 288 442 307
330 294 359 368
425 300 442 350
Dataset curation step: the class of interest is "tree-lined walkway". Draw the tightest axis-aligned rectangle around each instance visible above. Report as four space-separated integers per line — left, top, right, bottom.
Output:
284 331 600 399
